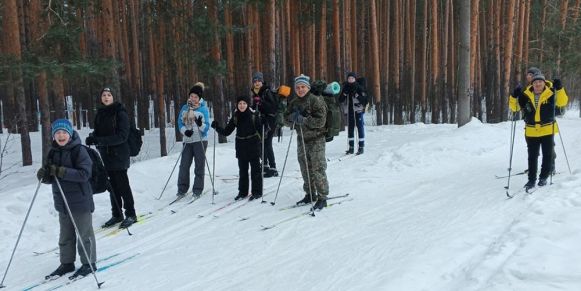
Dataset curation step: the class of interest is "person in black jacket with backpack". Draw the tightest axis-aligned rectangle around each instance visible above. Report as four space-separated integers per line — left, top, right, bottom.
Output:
85 87 137 229
212 95 263 201
250 72 279 178
37 119 97 280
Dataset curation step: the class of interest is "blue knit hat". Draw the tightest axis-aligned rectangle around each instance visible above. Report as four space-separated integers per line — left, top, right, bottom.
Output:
51 119 73 138
294 74 311 89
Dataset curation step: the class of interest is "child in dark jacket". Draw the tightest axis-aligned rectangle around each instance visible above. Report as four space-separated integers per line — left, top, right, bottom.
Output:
211 96 263 201
37 119 97 280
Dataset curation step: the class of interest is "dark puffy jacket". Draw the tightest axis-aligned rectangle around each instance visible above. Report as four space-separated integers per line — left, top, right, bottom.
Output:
92 102 130 170
250 86 277 131
46 132 94 214
215 108 262 160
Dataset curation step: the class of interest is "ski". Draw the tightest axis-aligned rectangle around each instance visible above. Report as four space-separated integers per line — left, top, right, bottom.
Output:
44 253 140 291
22 253 122 291
166 190 194 206
260 197 353 231
197 199 244 218
277 194 350 211
99 213 154 238
506 186 538 198
212 198 252 218
33 213 152 256
495 169 528 179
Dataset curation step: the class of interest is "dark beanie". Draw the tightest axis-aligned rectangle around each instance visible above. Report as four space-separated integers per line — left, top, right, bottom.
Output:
532 73 546 82
189 82 205 98
100 87 114 97
347 71 357 79
527 67 541 76
252 72 264 82
236 95 251 104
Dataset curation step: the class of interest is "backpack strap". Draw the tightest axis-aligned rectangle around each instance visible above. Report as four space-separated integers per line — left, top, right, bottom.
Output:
46 149 55 166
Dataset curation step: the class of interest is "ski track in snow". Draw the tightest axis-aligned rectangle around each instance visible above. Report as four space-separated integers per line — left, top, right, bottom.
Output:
1 112 580 290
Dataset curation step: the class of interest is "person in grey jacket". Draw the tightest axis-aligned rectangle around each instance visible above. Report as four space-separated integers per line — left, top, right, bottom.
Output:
176 82 210 197
37 119 97 280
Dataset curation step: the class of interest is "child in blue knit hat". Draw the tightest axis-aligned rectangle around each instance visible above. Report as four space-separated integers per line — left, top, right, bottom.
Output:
37 118 97 280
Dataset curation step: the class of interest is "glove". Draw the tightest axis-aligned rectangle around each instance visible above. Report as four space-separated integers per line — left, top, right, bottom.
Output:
519 96 534 114
195 116 203 127
525 103 534 114
292 111 305 125
512 84 523 98
85 134 96 146
553 79 562 90
211 121 218 129
37 166 50 182
49 165 66 179
184 129 193 137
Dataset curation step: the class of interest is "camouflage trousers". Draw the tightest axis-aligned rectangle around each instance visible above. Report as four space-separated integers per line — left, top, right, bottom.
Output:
297 136 329 198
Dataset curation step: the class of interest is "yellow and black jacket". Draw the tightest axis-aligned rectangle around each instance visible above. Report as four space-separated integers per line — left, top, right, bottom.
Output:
509 82 568 137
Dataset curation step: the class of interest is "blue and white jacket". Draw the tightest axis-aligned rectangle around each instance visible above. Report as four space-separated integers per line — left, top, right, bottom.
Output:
177 99 210 143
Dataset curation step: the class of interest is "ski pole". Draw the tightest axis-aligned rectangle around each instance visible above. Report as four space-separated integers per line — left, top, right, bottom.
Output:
155 146 185 200
0 181 41 289
212 126 217 204
505 115 518 195
260 122 266 203
193 121 216 198
271 123 295 206
298 125 315 216
55 178 103 289
557 130 572 174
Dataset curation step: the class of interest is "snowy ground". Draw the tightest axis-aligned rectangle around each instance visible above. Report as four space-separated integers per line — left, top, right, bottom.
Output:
1 111 580 291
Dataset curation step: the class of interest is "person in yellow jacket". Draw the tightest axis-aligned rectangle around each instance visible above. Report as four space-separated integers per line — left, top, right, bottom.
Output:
509 74 568 190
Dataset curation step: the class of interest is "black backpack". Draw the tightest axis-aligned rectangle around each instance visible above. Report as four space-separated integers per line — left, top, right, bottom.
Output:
48 145 109 194
127 121 143 157
72 145 108 194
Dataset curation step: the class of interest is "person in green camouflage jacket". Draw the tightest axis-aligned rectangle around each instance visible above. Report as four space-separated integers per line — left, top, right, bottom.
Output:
284 74 329 210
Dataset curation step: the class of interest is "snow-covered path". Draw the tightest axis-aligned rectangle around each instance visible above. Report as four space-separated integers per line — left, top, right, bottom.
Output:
1 114 580 290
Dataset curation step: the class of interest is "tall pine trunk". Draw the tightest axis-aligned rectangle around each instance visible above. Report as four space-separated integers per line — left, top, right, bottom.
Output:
457 0 471 127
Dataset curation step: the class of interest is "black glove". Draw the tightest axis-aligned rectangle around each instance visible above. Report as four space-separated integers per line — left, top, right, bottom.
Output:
195 116 203 127
211 121 218 129
85 134 97 146
553 79 562 91
49 165 66 179
512 84 523 98
37 166 50 182
292 111 305 125
184 129 193 137
519 96 534 115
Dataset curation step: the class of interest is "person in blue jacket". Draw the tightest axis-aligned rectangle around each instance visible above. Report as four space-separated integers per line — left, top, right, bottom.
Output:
176 82 210 197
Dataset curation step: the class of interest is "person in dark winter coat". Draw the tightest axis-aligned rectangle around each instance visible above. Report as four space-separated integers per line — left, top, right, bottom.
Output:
37 119 97 279
250 72 279 178
509 74 568 190
176 82 210 197
212 96 263 201
284 74 330 210
85 87 137 229
339 72 368 155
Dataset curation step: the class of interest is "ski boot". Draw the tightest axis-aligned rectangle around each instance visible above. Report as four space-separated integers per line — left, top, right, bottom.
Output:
45 263 75 280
